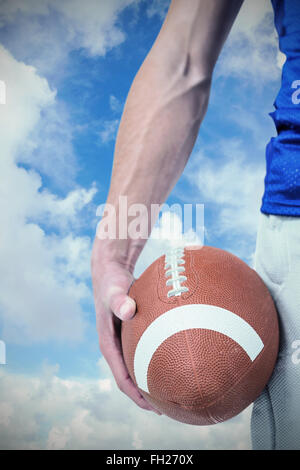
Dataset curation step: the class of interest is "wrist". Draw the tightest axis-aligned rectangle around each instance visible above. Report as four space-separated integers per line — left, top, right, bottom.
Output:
92 197 159 271
91 235 145 274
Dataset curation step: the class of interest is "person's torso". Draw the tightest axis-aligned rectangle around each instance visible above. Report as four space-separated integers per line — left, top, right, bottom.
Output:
261 0 300 216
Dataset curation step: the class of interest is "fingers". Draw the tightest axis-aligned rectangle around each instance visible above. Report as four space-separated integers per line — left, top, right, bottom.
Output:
100 335 161 414
108 287 136 321
92 261 160 414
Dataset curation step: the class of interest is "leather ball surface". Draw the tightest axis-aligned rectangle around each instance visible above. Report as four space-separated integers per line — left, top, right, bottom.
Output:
121 245 279 425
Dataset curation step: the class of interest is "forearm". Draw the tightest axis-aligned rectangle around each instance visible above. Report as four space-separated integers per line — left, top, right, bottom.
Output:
94 0 244 269
108 53 211 204
96 58 210 267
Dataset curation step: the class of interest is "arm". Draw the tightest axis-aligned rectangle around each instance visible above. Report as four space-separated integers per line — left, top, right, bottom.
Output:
91 0 244 411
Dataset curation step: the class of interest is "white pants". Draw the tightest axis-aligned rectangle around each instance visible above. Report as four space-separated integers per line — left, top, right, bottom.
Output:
251 213 300 450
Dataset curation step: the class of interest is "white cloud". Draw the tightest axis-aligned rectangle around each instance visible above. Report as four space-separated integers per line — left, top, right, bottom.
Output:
47 426 71 450
0 402 13 426
226 104 275 151
145 0 169 20
182 139 264 263
0 0 50 22
0 0 138 75
217 0 280 85
109 94 123 114
21 102 79 188
99 119 119 144
55 0 133 57
0 45 55 161
0 45 96 344
0 363 252 450
32 185 98 232
132 431 143 450
231 0 272 34
0 43 81 188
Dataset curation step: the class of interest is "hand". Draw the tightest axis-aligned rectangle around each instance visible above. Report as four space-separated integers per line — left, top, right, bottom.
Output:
91 237 160 414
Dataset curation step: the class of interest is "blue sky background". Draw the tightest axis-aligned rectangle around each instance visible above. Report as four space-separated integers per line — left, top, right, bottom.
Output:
0 0 284 450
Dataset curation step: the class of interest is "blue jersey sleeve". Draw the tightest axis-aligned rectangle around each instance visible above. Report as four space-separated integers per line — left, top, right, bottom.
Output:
261 0 300 215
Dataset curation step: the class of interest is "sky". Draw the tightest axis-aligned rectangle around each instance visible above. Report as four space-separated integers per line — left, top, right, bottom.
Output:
0 0 284 450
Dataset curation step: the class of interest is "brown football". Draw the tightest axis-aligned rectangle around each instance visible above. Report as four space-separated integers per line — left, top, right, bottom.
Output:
121 245 279 425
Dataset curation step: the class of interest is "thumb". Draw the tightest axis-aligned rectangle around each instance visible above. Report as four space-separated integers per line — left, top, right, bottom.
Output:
109 291 136 321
